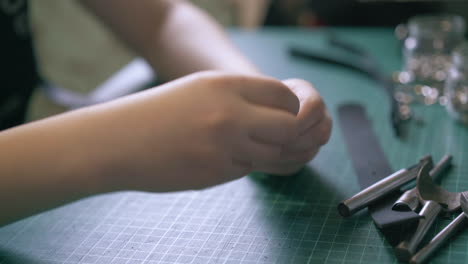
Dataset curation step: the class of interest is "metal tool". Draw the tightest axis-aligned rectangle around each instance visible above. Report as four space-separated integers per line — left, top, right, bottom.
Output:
393 154 453 212
394 160 461 262
410 192 468 264
338 104 421 232
417 163 460 213
338 156 430 217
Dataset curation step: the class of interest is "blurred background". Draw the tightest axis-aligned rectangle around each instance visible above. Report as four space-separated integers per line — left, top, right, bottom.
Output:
28 0 468 119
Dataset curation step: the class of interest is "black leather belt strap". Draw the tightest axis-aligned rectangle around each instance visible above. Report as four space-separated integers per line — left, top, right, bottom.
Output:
338 103 420 244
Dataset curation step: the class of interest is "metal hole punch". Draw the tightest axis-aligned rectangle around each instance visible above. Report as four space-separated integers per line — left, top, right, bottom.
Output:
338 154 462 263
394 158 461 262
410 191 468 264
337 156 431 217
393 154 453 212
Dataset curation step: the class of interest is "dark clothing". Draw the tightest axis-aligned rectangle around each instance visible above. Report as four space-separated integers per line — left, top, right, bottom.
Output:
0 0 39 130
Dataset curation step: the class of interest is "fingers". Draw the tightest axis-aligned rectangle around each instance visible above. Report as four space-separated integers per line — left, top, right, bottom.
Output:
281 148 320 163
230 75 300 115
284 111 332 152
255 148 319 176
244 109 330 176
251 78 332 176
204 74 330 179
246 105 299 145
282 79 320 104
235 141 282 166
264 111 330 176
282 78 326 132
230 157 253 178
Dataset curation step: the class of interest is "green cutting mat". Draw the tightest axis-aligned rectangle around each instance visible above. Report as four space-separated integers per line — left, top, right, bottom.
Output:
1 28 467 264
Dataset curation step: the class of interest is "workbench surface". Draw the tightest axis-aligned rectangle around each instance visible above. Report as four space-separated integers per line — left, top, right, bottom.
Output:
1 28 467 264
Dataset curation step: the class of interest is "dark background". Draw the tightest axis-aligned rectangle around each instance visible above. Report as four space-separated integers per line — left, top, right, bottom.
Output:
264 0 468 28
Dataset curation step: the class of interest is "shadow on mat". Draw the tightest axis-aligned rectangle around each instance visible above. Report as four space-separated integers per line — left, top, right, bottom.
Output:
0 248 48 264
247 166 375 262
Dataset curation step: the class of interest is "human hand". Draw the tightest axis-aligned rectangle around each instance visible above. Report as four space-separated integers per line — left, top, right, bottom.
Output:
0 71 304 226
254 79 332 175
92 71 301 192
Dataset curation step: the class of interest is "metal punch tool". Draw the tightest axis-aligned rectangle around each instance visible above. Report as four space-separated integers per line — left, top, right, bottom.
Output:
394 160 461 262
393 154 453 212
338 156 431 217
410 191 468 264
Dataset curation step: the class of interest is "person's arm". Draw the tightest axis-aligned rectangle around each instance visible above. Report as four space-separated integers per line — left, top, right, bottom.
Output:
0 72 300 227
233 0 270 29
79 0 260 80
79 0 332 175
0 0 331 227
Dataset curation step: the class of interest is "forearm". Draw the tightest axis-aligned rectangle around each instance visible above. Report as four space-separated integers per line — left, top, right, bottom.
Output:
80 0 260 80
147 1 260 79
0 108 114 226
234 0 270 29
0 70 321 227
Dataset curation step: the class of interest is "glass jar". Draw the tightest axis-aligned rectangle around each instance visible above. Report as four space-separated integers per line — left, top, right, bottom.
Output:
445 42 468 124
401 15 466 105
